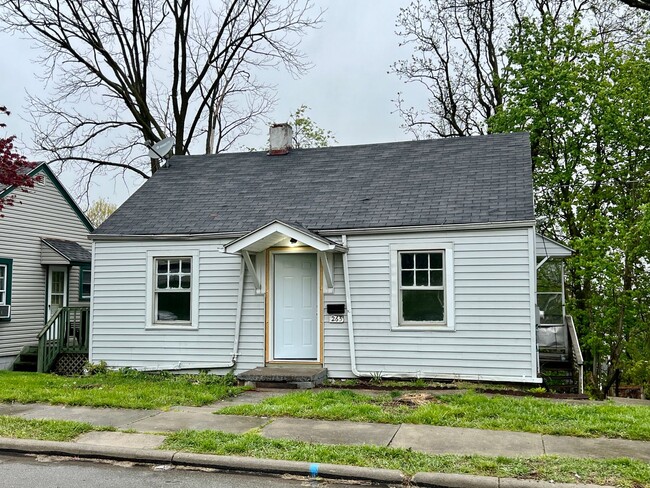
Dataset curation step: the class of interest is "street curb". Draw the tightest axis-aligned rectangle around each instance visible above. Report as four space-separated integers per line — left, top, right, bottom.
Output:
411 473 613 488
0 437 404 484
412 472 499 487
0 438 614 488
172 451 404 483
0 437 175 464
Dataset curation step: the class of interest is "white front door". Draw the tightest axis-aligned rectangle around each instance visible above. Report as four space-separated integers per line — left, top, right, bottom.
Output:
47 266 67 319
273 253 318 360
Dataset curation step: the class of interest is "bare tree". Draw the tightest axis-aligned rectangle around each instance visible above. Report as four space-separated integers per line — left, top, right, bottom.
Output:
391 0 508 138
0 0 321 199
391 0 648 139
620 0 650 10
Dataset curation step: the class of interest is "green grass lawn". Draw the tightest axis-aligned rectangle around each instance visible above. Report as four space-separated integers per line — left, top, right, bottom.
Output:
0 415 95 441
163 429 650 487
217 389 650 440
0 370 247 410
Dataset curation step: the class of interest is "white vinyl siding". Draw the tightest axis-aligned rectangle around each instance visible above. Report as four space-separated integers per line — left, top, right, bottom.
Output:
325 227 537 383
0 175 91 362
91 240 265 373
91 225 537 383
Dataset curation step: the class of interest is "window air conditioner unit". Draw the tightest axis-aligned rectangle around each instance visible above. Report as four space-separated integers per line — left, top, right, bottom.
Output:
0 305 10 319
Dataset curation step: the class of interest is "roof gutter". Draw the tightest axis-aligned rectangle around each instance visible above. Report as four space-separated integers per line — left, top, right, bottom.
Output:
88 220 537 242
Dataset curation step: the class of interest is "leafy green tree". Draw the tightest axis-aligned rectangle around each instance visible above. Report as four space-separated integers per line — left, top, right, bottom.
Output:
289 105 336 148
86 198 118 227
491 14 650 395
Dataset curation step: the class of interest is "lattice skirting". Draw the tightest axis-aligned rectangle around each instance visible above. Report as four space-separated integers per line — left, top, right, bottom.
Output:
53 353 88 376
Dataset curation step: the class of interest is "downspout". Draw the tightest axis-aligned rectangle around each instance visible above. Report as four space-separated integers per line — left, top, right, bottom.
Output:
342 235 424 379
134 256 246 372
343 235 538 382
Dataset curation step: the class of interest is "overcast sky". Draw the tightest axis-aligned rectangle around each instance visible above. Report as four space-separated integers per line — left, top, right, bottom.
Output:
0 1 422 207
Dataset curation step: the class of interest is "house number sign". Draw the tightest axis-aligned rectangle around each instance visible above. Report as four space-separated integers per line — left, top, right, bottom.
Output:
329 315 345 323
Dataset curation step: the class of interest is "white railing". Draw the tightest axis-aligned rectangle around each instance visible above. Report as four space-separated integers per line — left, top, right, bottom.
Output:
566 315 584 394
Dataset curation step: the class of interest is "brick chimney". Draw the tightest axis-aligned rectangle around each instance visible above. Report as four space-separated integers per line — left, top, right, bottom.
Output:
269 123 293 155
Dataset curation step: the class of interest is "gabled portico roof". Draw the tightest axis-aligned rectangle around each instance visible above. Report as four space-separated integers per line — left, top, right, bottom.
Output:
225 220 347 254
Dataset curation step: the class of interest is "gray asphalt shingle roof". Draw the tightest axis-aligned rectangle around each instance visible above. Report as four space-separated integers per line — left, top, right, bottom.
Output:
42 238 92 263
93 133 534 237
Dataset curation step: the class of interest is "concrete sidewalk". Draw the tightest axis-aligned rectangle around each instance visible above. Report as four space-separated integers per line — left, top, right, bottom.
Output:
0 389 648 462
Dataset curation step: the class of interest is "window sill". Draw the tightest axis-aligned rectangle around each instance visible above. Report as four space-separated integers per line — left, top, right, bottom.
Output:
145 323 198 331
391 324 455 332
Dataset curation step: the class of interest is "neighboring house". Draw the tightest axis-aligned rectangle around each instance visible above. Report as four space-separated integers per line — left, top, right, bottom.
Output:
89 129 575 384
0 164 94 370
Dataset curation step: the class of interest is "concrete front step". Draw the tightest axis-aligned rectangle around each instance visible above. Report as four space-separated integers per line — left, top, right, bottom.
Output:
237 366 327 389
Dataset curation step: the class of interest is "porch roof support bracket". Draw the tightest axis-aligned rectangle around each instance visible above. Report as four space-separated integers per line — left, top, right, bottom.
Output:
319 251 334 294
536 256 549 271
242 250 262 293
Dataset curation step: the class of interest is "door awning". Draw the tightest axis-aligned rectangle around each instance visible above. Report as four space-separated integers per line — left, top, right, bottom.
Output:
41 238 92 265
224 220 347 254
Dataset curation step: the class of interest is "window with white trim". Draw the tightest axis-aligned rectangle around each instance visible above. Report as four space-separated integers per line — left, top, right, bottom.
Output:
154 257 192 323
390 243 454 330
399 251 445 324
0 264 6 305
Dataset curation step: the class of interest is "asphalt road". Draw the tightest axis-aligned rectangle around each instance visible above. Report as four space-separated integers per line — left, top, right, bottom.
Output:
0 453 384 488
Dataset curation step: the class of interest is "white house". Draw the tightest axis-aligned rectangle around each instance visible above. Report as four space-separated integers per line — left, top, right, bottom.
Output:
89 130 574 385
0 164 93 371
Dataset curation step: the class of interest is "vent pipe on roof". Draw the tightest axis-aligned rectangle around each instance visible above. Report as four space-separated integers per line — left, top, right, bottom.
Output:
269 123 293 156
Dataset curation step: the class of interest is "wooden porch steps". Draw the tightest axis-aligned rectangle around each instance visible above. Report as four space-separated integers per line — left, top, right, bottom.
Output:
238 366 328 389
11 345 39 372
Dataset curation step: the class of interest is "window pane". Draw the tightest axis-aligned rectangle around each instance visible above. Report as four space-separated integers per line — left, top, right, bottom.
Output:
0 292 4 304
402 289 444 322
157 274 168 289
157 260 168 274
51 271 65 294
157 292 191 321
82 283 91 297
538 293 563 325
401 253 414 269
416 270 428 286
537 259 563 293
169 260 180 273
180 275 191 289
430 253 443 269
430 270 443 286
401 270 414 286
169 275 180 288
415 253 428 269
181 260 191 273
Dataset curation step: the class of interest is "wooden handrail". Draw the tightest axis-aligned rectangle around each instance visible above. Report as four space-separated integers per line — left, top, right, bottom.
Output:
37 307 90 373
38 308 63 339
